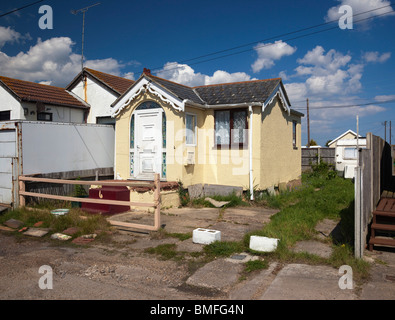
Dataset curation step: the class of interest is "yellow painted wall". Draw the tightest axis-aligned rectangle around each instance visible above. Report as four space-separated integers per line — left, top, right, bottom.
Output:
114 91 301 190
260 98 302 189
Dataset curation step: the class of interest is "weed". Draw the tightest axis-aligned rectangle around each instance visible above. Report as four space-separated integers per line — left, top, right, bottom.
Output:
244 259 268 273
203 240 246 258
145 243 179 260
0 206 112 239
166 232 192 241
177 181 190 207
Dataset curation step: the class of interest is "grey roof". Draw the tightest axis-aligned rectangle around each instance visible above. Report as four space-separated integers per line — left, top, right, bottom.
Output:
146 75 288 106
114 71 299 116
194 78 283 105
147 75 204 104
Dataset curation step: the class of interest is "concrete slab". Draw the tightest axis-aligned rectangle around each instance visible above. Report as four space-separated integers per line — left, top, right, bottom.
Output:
260 264 357 300
176 238 204 253
204 197 230 208
209 221 260 242
360 249 395 300
0 225 14 232
188 184 203 199
229 262 279 300
186 259 244 292
4 219 23 229
225 252 259 264
223 207 278 225
291 240 333 259
315 218 342 242
23 228 49 237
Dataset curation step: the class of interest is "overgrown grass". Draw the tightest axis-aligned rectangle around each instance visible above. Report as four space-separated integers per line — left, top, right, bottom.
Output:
244 165 370 282
0 205 112 240
244 259 269 273
203 240 246 258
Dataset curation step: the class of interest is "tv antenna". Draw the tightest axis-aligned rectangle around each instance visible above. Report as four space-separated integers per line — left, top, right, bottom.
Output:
71 2 101 72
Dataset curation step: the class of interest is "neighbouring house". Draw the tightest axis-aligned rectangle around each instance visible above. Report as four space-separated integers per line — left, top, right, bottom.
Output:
327 129 362 148
66 68 135 125
0 75 89 123
335 137 367 179
110 69 304 195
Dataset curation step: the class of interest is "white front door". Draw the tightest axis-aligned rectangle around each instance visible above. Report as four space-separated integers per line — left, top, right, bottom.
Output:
133 109 162 180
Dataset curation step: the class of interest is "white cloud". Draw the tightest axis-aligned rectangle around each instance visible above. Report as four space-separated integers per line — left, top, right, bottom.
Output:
363 51 391 63
374 94 395 102
291 46 362 96
284 82 308 103
297 46 352 73
251 40 296 73
0 26 30 48
205 70 255 85
0 34 130 86
156 62 255 86
325 0 394 26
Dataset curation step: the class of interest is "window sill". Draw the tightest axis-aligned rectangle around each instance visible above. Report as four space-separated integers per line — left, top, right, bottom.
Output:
215 144 248 150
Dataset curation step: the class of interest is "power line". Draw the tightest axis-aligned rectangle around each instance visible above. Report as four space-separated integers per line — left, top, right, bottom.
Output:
145 3 395 74
293 98 395 110
0 0 45 18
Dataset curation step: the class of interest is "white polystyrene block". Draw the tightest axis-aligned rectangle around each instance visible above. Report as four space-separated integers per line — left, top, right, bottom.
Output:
193 228 221 245
249 236 279 252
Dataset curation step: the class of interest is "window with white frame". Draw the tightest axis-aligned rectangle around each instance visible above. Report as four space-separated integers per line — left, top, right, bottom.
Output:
344 147 357 159
186 113 196 145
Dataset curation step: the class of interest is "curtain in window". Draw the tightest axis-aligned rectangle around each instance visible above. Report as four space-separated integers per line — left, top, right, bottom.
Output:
215 110 230 145
232 110 246 144
186 114 196 145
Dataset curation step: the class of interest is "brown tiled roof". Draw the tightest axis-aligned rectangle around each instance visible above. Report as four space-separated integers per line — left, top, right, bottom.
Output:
84 68 135 95
0 76 89 109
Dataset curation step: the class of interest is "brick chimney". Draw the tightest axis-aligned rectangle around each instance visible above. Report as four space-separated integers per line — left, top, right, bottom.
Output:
143 68 151 75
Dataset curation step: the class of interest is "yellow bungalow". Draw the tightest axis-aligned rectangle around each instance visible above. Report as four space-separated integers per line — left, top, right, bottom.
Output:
111 69 303 198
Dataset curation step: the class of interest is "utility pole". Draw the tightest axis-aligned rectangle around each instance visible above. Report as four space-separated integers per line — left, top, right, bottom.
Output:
71 2 101 72
307 98 310 148
390 121 392 145
384 121 387 142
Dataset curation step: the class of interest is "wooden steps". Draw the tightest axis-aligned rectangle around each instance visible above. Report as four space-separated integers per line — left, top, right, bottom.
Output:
369 195 395 251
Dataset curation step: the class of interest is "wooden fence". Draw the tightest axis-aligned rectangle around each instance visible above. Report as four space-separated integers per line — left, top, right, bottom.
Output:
302 147 335 171
355 133 395 257
18 174 161 231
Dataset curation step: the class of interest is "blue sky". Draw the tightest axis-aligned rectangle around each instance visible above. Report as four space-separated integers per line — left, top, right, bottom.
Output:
1 0 395 146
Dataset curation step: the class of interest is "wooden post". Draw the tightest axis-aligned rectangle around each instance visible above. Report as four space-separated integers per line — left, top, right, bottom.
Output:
154 173 161 230
307 98 310 148
19 178 25 207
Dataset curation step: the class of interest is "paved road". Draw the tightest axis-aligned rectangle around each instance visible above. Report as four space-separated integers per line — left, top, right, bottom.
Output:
1 231 394 301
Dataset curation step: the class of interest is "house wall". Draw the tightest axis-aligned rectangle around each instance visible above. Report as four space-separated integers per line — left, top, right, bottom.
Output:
21 102 85 123
0 86 23 119
0 86 85 123
71 77 118 124
328 132 356 148
260 98 302 189
114 92 301 190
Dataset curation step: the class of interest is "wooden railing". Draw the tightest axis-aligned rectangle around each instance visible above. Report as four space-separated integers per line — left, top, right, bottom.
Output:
18 174 161 231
